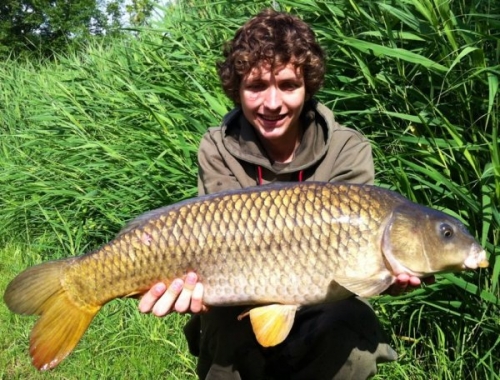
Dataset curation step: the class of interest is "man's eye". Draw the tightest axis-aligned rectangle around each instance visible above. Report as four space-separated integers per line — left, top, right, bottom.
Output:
280 82 300 91
246 83 265 91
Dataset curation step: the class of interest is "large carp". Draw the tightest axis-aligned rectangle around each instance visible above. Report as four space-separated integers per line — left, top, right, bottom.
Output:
3 182 489 371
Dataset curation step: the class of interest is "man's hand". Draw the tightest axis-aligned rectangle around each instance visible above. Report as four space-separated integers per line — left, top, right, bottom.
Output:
138 272 207 316
384 274 435 296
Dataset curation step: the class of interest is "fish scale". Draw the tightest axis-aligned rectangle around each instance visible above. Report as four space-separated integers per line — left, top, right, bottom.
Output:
3 181 489 370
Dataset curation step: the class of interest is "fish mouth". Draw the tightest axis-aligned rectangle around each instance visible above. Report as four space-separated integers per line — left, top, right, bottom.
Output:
464 247 489 269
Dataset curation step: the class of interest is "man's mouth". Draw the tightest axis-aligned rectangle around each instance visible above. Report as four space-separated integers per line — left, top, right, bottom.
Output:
259 114 286 121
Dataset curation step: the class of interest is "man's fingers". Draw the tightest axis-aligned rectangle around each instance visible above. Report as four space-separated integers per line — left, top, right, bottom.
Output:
174 272 198 313
151 279 184 317
138 282 167 313
190 283 207 313
138 272 207 316
395 273 410 284
408 276 422 287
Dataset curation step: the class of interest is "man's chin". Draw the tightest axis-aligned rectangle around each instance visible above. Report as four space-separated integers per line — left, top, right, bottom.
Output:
256 122 289 137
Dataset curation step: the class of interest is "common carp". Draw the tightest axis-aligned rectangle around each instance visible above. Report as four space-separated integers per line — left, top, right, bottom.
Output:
3 182 489 371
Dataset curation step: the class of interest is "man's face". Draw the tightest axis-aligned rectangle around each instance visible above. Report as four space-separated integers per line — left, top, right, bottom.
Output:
239 62 306 142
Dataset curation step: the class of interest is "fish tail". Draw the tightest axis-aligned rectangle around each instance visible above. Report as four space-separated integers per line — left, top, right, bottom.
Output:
3 259 100 371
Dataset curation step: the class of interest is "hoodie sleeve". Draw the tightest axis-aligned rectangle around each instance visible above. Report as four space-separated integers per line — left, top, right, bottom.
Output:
326 129 375 185
197 129 242 196
310 102 375 186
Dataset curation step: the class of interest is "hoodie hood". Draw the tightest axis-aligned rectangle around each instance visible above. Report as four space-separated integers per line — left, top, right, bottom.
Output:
219 99 334 174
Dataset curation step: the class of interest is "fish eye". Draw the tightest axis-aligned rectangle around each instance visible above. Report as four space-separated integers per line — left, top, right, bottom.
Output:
440 223 454 238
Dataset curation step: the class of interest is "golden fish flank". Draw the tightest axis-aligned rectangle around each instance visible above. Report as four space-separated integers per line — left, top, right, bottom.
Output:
3 182 489 371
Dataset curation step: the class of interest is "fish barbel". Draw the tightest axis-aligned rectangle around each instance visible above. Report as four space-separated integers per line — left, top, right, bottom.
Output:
3 182 489 370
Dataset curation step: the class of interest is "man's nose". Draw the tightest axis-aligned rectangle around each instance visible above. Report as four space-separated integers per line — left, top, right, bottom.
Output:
263 86 282 109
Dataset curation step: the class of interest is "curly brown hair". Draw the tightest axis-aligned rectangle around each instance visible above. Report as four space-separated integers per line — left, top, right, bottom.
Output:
217 9 325 103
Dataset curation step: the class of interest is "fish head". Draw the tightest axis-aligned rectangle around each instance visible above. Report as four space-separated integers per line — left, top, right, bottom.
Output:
382 203 489 277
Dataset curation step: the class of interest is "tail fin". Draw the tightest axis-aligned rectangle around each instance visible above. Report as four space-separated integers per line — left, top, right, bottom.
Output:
3 259 100 370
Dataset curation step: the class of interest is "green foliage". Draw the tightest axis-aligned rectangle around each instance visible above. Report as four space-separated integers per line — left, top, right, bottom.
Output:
0 0 156 59
0 0 498 378
125 0 155 26
0 0 106 58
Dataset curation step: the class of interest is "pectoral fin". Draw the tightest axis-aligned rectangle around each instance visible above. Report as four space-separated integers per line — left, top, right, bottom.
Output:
238 304 298 347
333 271 395 298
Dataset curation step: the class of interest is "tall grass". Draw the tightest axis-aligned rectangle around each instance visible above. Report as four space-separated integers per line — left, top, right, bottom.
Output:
0 0 498 378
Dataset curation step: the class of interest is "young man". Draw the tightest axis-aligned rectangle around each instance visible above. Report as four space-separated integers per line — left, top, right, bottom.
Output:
139 9 424 379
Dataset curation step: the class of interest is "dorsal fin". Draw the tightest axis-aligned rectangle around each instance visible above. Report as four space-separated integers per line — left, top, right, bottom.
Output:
117 205 174 236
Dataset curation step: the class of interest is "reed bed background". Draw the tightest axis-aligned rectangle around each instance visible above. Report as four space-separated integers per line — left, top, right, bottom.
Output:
0 0 498 378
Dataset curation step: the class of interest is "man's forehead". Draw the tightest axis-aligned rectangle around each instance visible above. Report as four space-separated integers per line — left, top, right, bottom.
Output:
245 62 303 79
